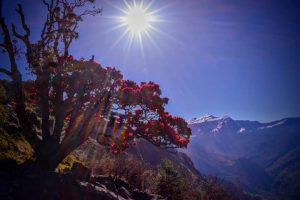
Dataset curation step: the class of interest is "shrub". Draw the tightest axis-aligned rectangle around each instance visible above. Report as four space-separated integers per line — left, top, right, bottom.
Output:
155 160 189 200
92 153 156 191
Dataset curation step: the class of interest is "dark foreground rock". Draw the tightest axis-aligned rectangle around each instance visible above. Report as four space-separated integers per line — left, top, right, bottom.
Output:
0 160 164 200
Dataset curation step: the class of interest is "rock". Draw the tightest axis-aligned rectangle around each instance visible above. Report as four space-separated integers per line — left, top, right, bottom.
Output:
71 162 91 181
119 186 131 199
91 175 117 193
0 160 164 200
78 181 126 200
115 178 130 190
130 189 163 200
0 158 17 171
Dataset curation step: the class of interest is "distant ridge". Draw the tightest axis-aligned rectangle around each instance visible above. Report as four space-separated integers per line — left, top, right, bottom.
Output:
186 115 300 199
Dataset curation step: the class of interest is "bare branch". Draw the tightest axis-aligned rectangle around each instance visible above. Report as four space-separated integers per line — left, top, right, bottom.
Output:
40 15 48 40
0 43 5 49
0 0 2 18
11 24 23 39
41 0 54 41
11 4 31 49
0 15 18 73
0 67 12 77
78 6 102 19
11 24 31 49
16 4 30 37
42 0 50 11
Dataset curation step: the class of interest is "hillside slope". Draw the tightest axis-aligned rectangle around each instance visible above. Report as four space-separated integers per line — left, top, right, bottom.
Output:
187 115 300 199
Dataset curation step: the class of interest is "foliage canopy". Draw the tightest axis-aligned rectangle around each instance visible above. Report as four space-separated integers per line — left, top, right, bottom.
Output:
0 0 191 170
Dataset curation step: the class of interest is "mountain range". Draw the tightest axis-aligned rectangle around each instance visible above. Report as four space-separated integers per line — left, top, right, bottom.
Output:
185 115 300 199
43 113 300 199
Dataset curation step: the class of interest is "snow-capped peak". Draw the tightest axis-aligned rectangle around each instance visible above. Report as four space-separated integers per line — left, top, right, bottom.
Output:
189 115 232 124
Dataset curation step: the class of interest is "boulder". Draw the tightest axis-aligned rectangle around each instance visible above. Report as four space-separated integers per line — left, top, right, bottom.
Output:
71 162 91 181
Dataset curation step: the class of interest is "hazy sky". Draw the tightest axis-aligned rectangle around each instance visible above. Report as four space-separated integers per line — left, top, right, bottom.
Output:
1 0 300 122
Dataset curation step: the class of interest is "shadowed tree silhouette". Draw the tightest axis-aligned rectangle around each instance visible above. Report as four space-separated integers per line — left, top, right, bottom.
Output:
0 0 191 171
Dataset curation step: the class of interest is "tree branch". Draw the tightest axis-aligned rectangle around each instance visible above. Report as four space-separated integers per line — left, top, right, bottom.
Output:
40 0 54 43
16 4 30 38
0 17 18 73
42 0 51 11
0 0 2 20
11 21 31 49
0 67 12 77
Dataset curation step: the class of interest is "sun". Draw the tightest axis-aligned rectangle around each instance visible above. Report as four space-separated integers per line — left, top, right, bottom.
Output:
117 1 158 39
120 3 153 35
107 1 171 54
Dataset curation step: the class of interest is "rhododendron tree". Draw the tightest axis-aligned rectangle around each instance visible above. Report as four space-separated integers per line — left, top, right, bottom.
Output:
0 0 191 171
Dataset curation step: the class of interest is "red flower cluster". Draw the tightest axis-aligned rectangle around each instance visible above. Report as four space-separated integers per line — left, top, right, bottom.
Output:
111 109 191 150
110 141 129 154
117 80 168 113
23 54 191 154
108 78 192 151
111 141 127 154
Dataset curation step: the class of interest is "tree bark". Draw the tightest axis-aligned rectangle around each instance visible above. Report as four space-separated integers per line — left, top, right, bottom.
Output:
38 71 51 140
52 73 64 145
46 100 105 171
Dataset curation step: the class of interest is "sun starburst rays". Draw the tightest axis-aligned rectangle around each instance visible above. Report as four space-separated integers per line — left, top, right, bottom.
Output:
115 3 155 39
105 0 173 57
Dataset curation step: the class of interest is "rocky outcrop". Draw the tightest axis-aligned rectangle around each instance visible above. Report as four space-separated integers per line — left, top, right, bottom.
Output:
71 162 91 181
0 160 164 200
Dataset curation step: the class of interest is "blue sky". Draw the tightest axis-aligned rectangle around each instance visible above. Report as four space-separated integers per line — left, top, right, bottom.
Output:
1 0 300 122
